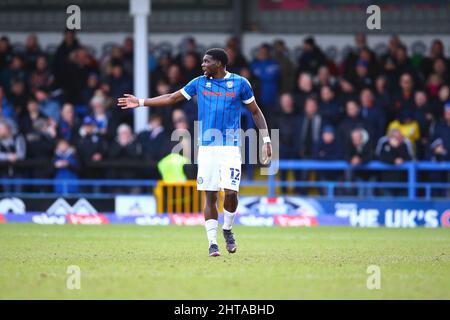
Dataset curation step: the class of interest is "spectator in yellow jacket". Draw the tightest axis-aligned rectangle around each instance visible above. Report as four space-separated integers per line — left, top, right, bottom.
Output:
387 110 420 154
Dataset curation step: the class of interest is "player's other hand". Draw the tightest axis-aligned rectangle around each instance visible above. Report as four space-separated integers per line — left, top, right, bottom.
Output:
262 142 272 165
118 94 139 109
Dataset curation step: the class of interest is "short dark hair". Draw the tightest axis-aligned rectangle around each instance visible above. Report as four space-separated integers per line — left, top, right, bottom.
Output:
306 93 318 103
205 48 229 67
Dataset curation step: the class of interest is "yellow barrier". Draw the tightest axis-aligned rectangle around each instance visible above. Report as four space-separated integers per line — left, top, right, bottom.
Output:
155 180 224 214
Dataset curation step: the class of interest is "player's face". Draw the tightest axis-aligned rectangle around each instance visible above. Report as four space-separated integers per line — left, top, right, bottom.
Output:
201 55 219 77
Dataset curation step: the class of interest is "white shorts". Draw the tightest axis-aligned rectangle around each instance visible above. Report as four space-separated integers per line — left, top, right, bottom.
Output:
197 146 242 192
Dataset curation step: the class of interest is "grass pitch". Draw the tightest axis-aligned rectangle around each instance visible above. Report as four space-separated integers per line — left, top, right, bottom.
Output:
0 224 449 299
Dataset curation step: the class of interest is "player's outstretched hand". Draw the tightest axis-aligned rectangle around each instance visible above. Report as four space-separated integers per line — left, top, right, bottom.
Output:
118 94 139 109
262 142 272 165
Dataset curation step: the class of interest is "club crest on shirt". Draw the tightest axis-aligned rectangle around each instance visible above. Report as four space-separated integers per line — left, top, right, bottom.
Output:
226 81 233 89
205 82 211 88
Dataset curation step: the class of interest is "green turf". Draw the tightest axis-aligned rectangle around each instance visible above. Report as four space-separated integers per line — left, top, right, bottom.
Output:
0 224 449 299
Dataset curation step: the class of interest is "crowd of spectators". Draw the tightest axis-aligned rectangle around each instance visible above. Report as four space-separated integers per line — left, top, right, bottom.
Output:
0 30 449 195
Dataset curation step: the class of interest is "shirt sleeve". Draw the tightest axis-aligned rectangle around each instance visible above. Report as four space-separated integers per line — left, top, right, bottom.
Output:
180 77 199 100
240 77 255 104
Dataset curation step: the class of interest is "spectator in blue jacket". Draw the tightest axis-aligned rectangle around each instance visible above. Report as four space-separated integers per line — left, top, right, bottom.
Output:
360 88 386 142
53 139 79 193
0 86 17 122
313 125 342 194
313 125 342 161
297 37 326 75
250 43 280 111
319 85 342 126
57 103 81 146
427 100 450 197
429 103 450 162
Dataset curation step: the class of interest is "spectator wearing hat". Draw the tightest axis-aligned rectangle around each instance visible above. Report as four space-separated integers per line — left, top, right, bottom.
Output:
313 125 341 161
350 59 374 92
313 125 342 194
76 115 108 180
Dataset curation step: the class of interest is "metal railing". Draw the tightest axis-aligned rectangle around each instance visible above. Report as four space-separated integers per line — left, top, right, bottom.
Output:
267 160 450 199
1 161 449 200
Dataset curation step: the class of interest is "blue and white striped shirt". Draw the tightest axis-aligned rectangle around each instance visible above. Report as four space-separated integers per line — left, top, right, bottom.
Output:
180 72 255 146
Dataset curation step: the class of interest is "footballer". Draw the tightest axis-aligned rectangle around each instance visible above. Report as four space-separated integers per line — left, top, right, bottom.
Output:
118 48 272 257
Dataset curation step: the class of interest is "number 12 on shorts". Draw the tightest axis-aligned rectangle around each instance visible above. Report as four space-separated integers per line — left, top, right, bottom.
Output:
230 168 240 181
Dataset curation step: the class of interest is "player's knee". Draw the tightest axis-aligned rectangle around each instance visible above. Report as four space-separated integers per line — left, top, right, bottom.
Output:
205 191 219 205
